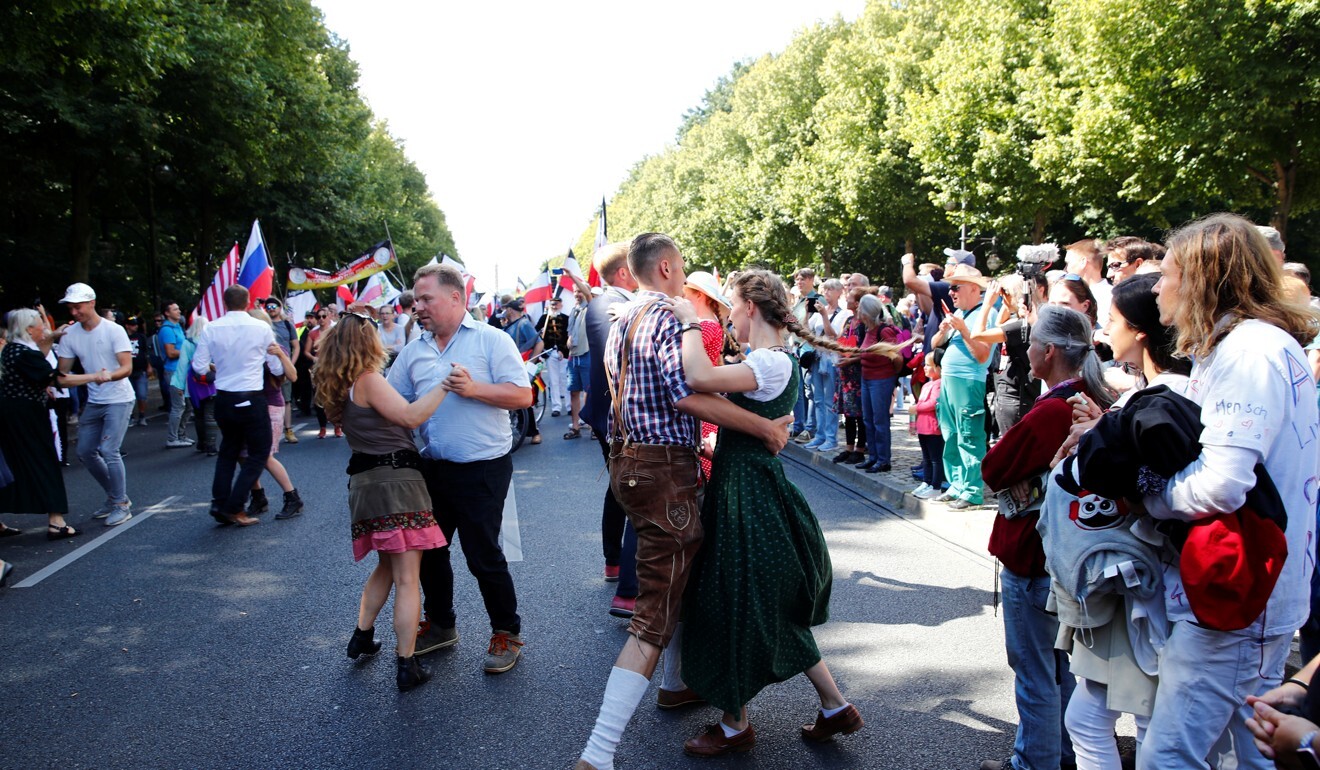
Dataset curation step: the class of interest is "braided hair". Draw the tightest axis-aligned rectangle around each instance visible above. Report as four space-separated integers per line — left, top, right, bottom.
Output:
731 270 914 360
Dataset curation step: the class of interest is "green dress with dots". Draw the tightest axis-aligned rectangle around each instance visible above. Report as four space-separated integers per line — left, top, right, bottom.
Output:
680 354 833 714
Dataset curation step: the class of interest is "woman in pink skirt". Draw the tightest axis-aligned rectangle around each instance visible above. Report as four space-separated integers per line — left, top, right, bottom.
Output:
313 311 449 691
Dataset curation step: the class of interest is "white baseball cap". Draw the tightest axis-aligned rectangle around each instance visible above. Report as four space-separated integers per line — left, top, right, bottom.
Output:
59 283 96 304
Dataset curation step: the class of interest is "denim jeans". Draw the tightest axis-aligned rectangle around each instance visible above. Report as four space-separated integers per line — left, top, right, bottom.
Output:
792 364 812 434
167 386 192 442
1137 621 1290 770
860 376 897 466
76 401 133 504
1000 568 1075 770
810 360 839 445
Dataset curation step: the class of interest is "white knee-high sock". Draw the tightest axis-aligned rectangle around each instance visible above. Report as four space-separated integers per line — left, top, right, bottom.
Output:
581 666 650 770
660 623 686 692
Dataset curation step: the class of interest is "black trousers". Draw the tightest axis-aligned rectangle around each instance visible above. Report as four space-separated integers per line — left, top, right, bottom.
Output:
419 454 520 634
212 390 271 514
595 433 638 597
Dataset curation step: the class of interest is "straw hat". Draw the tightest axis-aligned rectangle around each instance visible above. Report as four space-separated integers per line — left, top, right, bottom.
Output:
684 271 731 311
945 263 990 289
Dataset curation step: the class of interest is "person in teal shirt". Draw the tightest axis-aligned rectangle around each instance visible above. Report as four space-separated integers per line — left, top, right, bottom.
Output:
931 264 997 508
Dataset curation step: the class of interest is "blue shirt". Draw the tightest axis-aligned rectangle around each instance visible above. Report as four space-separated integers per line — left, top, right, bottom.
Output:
505 315 539 355
387 314 530 462
941 303 997 381
158 320 184 373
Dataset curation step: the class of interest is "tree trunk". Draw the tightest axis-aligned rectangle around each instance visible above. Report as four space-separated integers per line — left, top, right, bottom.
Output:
1270 145 1298 242
905 237 915 254
196 201 217 295
69 159 96 282
1032 209 1048 245
821 244 834 278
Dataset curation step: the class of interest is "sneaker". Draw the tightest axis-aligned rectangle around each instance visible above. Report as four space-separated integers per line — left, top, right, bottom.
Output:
415 620 459 655
803 437 825 450
105 504 133 527
551 409 561 417
609 596 636 618
915 485 941 500
91 500 116 519
483 630 524 674
816 442 839 453
911 483 932 497
604 564 620 582
979 758 1015 770
333 426 343 438
793 431 813 444
283 428 299 444
165 438 194 448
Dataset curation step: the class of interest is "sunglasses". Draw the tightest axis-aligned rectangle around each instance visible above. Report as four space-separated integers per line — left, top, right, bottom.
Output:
948 284 964 293
317 314 329 319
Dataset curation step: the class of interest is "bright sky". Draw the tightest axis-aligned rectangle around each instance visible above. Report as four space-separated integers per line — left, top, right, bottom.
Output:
314 0 866 291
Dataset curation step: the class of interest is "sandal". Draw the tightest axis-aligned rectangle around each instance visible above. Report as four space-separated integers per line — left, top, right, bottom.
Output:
0 524 21 538
529 435 542 445
46 524 79 541
563 428 581 440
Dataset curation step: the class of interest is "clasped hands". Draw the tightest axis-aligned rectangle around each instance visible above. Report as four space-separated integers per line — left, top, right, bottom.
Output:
1050 393 1104 468
441 362 477 398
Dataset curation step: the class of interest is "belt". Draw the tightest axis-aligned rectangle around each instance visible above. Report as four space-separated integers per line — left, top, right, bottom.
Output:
608 441 698 463
346 449 422 476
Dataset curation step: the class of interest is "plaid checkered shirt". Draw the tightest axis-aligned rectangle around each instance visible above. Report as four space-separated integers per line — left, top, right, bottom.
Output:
604 290 699 447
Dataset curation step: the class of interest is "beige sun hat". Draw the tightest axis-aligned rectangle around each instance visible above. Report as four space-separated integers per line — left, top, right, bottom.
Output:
685 271 732 312
944 263 990 289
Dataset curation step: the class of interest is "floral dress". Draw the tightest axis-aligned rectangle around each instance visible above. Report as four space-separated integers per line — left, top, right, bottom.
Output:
835 316 864 418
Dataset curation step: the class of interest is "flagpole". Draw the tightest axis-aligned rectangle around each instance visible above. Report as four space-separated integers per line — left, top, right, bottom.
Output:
380 219 411 289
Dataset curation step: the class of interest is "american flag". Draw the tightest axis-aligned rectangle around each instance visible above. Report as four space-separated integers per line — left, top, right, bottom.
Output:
196 243 241 321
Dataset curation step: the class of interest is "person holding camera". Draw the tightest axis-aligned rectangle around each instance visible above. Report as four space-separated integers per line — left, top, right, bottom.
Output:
806 278 849 454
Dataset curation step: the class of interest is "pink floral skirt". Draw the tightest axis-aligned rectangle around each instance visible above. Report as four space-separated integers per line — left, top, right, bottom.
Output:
352 511 447 561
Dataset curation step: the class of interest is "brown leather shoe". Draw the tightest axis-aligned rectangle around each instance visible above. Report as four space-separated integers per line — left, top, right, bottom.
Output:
801 704 864 742
684 723 755 757
572 761 598 770
232 512 260 527
656 686 706 710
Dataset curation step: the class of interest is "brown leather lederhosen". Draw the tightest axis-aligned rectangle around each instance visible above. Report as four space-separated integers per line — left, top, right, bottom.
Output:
604 300 704 649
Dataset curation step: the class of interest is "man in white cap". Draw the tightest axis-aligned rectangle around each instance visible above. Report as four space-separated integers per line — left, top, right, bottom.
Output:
930 264 996 510
55 282 136 526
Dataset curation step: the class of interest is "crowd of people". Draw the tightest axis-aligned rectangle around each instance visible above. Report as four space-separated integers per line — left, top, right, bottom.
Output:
4 215 1320 770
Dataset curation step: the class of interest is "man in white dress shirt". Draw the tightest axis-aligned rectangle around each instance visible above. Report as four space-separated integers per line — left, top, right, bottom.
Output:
192 285 281 527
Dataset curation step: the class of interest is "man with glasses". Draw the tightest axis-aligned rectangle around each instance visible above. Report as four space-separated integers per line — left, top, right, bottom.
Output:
192 284 283 527
1102 236 1158 286
930 264 996 510
262 298 301 444
903 248 972 357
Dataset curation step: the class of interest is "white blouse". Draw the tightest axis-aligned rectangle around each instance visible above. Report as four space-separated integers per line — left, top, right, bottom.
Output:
741 348 794 402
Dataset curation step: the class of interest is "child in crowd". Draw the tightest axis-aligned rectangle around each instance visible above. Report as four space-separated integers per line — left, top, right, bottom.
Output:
910 349 944 499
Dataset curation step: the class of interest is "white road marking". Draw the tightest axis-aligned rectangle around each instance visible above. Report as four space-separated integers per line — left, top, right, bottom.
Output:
498 483 523 562
291 422 307 433
13 495 184 588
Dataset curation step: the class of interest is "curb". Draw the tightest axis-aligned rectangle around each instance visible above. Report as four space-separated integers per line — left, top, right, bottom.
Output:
782 442 934 518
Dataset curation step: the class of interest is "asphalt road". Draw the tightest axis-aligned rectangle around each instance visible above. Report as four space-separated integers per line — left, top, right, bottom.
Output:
1 409 1056 770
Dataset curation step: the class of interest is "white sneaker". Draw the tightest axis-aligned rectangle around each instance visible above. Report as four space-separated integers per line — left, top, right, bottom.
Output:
911 483 930 497
105 504 133 527
165 439 194 448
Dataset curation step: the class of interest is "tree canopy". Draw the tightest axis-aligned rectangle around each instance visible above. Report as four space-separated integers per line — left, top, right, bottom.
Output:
581 0 1319 284
0 0 456 311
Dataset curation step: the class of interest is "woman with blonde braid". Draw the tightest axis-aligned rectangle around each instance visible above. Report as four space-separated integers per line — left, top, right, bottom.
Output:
661 270 898 757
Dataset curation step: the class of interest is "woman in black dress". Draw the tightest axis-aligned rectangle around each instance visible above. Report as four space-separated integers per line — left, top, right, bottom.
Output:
0 308 110 540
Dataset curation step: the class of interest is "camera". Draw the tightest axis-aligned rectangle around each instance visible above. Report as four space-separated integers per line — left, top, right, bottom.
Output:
1015 243 1058 279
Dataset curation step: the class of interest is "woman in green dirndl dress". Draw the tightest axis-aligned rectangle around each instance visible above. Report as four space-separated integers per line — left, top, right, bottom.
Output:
663 270 903 757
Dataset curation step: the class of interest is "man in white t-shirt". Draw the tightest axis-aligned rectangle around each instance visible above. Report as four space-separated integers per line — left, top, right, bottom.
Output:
55 282 136 526
1141 214 1320 770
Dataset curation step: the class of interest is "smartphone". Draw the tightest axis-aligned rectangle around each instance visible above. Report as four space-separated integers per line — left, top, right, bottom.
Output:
551 267 565 276
806 297 818 314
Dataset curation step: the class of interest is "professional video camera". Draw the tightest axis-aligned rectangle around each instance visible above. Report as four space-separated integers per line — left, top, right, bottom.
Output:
1015 243 1058 279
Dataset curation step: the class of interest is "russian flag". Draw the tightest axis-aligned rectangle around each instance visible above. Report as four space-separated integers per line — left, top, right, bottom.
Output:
237 220 274 305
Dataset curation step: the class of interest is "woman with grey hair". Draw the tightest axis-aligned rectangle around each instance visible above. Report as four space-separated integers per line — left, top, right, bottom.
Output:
978 304 1117 770
0 308 112 542
854 293 903 473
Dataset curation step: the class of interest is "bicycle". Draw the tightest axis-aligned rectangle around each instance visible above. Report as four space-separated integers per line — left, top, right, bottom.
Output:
509 350 550 453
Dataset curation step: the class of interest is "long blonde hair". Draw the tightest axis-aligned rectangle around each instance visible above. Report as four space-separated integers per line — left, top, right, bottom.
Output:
1165 213 1320 358
311 314 387 425
734 270 913 360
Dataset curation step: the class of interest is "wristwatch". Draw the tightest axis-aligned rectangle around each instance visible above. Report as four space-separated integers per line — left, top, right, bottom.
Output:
1299 731 1320 770
680 322 702 335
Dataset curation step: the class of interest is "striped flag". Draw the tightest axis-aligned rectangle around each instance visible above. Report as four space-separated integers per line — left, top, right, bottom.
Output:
440 254 478 308
359 271 401 308
286 291 318 329
238 220 274 304
522 271 554 323
196 243 242 321
588 197 607 288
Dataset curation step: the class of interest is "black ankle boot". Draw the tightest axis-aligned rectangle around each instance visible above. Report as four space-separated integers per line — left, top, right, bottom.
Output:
248 487 269 514
347 626 381 659
397 655 432 691
276 489 304 519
